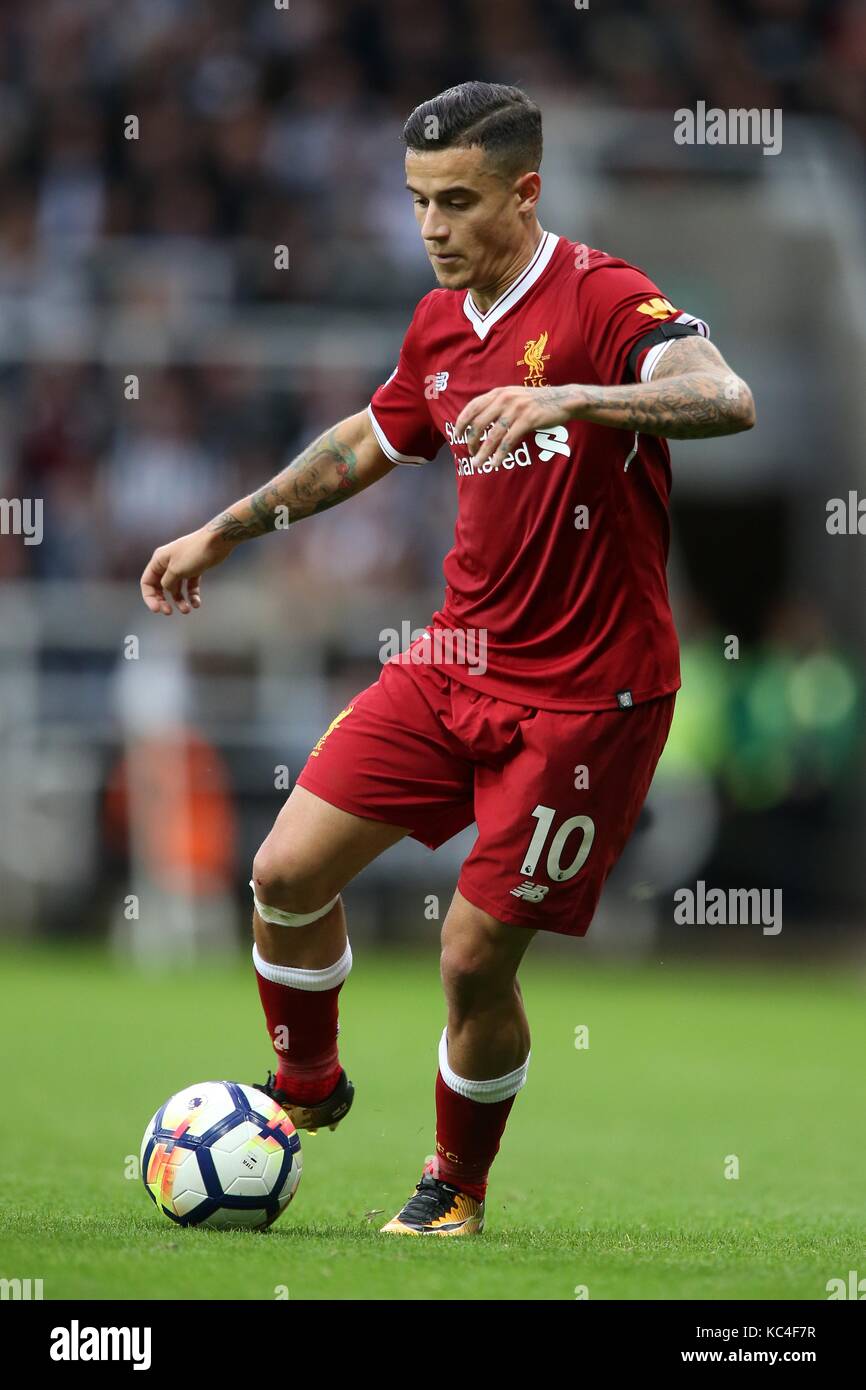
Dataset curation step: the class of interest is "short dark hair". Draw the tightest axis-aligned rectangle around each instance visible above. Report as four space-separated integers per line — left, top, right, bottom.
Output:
403 81 542 180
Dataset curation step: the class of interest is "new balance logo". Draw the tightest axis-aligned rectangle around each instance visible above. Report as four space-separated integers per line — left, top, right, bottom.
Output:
510 880 550 902
425 371 449 398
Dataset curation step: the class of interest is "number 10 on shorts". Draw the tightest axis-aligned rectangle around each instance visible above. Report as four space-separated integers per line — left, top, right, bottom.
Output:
520 805 596 882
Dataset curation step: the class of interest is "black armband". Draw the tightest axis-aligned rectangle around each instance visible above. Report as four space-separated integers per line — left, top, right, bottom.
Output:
626 322 704 382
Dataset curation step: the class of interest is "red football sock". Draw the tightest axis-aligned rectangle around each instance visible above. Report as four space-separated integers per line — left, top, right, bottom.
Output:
432 1070 518 1202
252 943 351 1105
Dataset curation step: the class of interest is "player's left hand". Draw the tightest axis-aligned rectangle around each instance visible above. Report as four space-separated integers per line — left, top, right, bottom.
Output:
455 385 578 468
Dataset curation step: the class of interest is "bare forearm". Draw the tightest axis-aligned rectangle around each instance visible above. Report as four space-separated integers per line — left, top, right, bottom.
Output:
206 418 378 543
140 412 393 614
535 370 755 440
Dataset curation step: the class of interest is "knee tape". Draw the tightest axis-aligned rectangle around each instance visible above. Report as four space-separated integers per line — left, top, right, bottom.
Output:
250 881 340 927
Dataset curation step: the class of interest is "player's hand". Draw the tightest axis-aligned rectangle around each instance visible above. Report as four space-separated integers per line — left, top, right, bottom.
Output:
140 528 236 616
455 385 580 469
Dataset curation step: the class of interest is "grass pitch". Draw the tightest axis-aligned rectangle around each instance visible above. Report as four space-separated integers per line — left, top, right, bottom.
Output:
0 941 863 1301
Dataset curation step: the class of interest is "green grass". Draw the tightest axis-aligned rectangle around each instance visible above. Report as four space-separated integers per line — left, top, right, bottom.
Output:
0 942 863 1300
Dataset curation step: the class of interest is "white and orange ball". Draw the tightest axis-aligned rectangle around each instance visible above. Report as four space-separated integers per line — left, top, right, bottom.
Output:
141 1081 301 1229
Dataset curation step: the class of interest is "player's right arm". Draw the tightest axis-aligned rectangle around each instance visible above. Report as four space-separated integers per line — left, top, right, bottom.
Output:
139 409 396 615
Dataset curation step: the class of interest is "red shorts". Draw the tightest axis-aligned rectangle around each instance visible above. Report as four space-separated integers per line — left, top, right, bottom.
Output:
295 658 675 938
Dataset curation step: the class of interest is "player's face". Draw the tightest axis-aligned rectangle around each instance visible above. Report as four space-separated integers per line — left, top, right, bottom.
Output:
405 146 539 294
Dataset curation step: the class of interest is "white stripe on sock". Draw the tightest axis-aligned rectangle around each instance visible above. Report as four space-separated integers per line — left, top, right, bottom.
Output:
437 1026 530 1103
252 940 352 992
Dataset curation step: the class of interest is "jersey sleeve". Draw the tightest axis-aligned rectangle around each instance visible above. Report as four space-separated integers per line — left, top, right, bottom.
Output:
367 298 441 466
577 260 710 386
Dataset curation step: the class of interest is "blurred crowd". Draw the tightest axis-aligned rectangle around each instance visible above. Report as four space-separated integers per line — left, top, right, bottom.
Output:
0 358 450 590
1 0 863 270
0 1 864 935
0 0 865 586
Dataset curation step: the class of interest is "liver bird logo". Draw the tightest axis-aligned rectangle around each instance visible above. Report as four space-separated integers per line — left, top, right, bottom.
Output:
518 331 551 386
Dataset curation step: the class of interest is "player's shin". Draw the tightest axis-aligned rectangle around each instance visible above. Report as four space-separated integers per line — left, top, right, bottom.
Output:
432 1026 530 1200
251 893 351 1107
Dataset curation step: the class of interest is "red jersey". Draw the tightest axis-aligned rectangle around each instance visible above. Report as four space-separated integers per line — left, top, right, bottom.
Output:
367 232 709 712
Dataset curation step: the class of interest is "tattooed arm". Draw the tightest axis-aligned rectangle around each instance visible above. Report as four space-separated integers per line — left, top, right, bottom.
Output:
454 337 755 469
206 410 395 542
552 337 755 439
140 410 396 614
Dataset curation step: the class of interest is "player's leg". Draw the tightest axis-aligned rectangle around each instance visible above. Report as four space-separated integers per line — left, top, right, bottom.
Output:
251 783 412 1130
380 889 535 1236
381 687 676 1233
438 887 533 1078
251 782 411 968
250 661 474 1134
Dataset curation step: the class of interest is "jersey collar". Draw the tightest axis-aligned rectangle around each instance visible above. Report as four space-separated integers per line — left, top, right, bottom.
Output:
462 230 560 340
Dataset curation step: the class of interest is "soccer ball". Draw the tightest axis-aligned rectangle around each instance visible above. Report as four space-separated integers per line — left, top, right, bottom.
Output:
141 1081 302 1229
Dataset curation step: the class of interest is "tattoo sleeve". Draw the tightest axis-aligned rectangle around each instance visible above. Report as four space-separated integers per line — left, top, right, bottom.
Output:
540 338 755 439
206 427 363 542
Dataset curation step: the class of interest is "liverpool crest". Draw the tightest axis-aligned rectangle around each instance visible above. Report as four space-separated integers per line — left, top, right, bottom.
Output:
518 331 551 387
